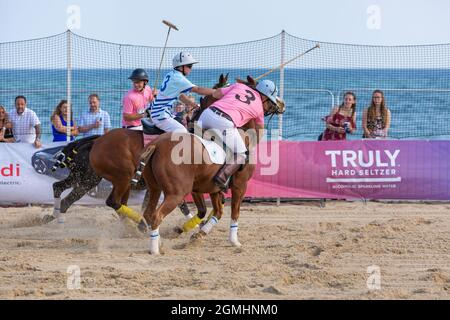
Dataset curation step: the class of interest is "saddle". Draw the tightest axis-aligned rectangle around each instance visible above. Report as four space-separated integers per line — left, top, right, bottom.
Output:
141 116 230 165
141 118 165 135
142 116 247 166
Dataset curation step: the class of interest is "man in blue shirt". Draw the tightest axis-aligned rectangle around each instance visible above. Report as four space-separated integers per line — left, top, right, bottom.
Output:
78 94 112 137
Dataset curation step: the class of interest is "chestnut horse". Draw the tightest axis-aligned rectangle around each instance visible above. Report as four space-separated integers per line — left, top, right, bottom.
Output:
141 76 283 254
86 75 231 232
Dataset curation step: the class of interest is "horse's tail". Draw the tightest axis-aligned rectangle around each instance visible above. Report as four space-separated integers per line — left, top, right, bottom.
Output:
131 144 156 185
52 135 101 171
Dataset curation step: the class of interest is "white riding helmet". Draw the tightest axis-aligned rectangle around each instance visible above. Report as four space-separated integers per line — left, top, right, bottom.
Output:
256 80 278 104
172 52 199 69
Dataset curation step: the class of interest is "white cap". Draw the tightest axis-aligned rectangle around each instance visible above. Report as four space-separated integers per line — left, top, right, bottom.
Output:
172 52 199 68
256 80 278 104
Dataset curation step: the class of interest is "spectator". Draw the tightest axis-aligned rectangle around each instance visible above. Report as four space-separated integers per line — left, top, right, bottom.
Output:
78 94 112 137
321 92 357 141
362 90 391 139
0 105 15 143
51 100 79 142
9 96 42 148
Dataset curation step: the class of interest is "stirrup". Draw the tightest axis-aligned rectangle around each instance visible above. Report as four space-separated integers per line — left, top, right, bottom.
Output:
213 175 231 191
131 161 145 185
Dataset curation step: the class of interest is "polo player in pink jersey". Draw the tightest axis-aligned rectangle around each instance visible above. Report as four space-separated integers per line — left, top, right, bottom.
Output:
122 68 156 130
198 79 283 189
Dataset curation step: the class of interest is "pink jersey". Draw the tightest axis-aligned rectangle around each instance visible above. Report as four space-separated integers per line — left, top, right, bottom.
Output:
122 86 153 127
212 83 264 128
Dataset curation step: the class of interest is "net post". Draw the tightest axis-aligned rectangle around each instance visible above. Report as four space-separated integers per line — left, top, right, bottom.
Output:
277 30 286 207
66 30 72 142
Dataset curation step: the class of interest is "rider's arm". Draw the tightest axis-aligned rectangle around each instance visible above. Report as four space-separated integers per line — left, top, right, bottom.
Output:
212 88 224 100
179 94 199 110
122 96 144 121
191 86 216 96
123 113 144 121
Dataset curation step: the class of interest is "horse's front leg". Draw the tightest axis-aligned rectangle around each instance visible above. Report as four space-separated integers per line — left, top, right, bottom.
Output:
43 174 76 224
178 192 207 234
142 185 161 233
191 192 223 240
148 193 183 255
229 181 248 247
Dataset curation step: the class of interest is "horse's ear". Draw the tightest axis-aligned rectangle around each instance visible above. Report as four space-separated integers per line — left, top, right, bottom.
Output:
199 96 207 109
247 75 256 86
224 73 229 83
219 74 224 84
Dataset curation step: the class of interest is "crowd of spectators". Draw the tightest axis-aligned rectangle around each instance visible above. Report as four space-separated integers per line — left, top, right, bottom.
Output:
320 90 391 141
0 89 392 148
0 94 112 148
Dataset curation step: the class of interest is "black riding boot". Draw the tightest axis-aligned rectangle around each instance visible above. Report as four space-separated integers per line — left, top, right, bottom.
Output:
213 153 246 190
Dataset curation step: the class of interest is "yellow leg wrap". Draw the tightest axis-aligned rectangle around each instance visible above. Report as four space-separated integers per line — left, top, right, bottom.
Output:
116 205 143 224
182 214 203 233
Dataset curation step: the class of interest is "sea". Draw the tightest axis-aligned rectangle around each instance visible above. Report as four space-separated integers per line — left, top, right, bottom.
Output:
1 68 450 142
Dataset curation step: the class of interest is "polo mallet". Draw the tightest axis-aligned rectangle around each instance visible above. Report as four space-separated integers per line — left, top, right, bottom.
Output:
153 20 179 90
255 43 320 81
255 43 320 123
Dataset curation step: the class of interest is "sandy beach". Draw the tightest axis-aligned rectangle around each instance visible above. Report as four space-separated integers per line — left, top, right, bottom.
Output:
0 201 449 300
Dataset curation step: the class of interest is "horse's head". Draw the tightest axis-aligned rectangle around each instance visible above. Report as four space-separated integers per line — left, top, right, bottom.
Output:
236 75 257 88
200 73 229 108
214 73 230 89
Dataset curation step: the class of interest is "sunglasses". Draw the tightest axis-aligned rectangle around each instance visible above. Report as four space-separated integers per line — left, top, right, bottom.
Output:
185 64 194 69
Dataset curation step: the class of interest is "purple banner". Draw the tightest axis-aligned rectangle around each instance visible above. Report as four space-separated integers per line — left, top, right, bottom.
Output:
248 140 450 200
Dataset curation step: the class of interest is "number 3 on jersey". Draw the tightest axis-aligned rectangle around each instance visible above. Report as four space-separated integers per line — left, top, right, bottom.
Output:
235 90 256 105
160 75 171 92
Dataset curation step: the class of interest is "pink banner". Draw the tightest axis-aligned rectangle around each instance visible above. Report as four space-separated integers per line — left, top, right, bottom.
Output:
243 140 450 200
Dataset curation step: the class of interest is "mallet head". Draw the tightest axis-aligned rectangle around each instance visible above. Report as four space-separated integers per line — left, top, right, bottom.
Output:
162 20 179 31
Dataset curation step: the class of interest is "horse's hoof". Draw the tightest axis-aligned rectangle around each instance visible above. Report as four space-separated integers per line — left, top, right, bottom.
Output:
190 231 206 241
42 215 56 224
137 220 148 234
230 240 242 248
148 245 164 255
173 226 184 235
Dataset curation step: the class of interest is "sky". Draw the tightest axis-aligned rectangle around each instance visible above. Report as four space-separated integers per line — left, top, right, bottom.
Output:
1 0 450 47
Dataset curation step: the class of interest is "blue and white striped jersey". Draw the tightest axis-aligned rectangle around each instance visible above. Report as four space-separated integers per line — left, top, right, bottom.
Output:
150 70 195 121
